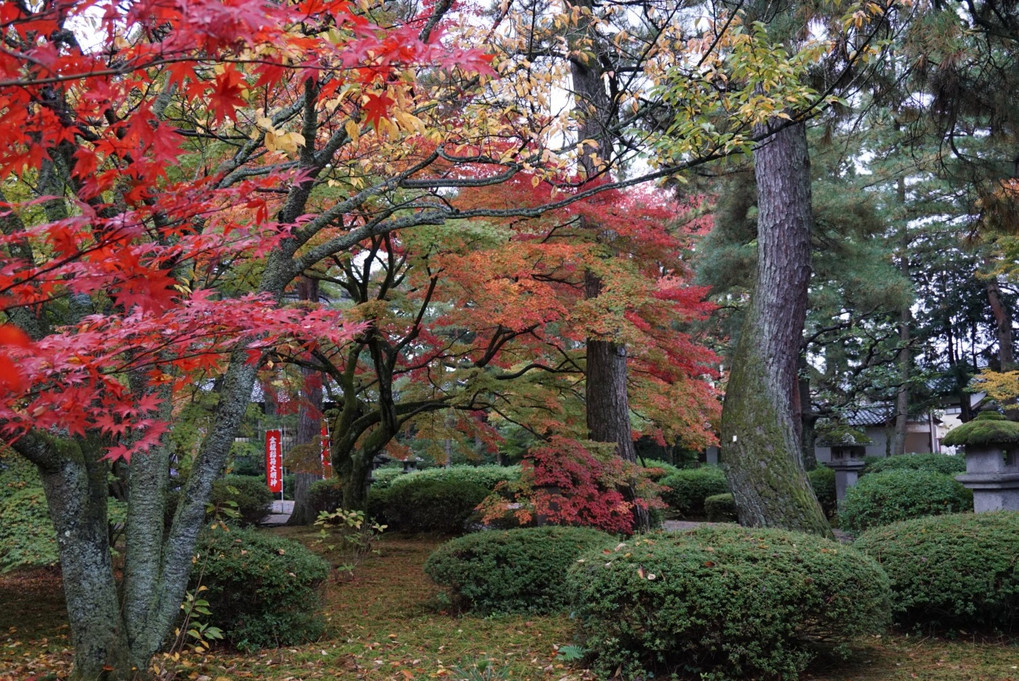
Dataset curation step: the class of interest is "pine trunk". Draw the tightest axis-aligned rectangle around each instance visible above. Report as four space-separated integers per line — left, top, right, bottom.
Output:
720 121 831 537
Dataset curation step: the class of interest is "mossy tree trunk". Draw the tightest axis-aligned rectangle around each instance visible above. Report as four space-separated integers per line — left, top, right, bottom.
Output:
720 121 831 537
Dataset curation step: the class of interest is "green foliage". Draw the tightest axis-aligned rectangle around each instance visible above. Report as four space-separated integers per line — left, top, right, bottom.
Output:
314 508 385 578
170 587 224 655
942 410 1019 447
308 477 344 514
854 512 1019 632
0 451 39 492
839 469 973 534
639 461 684 480
167 475 273 528
373 477 491 534
865 453 967 476
369 466 404 490
385 465 522 493
424 526 612 614
192 526 330 650
567 527 891 681
0 487 57 572
807 466 837 518
211 475 273 527
703 492 738 522
659 466 729 518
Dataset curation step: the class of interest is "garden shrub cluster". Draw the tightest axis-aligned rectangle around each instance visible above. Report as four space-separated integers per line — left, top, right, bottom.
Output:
640 460 684 480
212 475 273 526
567 526 891 681
372 478 490 534
308 477 344 514
659 466 729 518
838 469 972 534
864 453 966 476
384 465 522 493
424 526 612 614
192 526 330 650
704 492 738 522
0 487 58 572
807 466 837 518
166 475 273 528
854 512 1019 632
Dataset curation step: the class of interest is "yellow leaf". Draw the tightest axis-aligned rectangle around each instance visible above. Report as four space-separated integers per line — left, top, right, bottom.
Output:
345 119 360 145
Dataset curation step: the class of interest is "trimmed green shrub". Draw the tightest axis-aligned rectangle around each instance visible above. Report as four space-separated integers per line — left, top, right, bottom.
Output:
375 478 490 534
659 466 729 518
640 461 684 480
0 487 57 572
369 466 404 490
854 512 1019 632
308 477 344 514
424 526 612 614
192 526 330 650
384 465 522 494
865 453 966 476
567 526 891 681
211 475 273 526
839 469 972 534
704 492 738 522
167 475 273 528
807 466 837 518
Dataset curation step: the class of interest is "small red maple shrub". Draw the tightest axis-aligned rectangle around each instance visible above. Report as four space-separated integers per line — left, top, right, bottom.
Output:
481 435 665 535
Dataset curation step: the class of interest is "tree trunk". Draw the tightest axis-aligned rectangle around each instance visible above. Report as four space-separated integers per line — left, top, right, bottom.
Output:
987 274 1015 370
892 305 911 456
720 121 831 537
568 0 649 532
892 176 911 456
289 276 324 525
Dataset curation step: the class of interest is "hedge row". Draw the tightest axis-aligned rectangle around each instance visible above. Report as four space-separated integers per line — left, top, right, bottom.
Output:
854 512 1019 633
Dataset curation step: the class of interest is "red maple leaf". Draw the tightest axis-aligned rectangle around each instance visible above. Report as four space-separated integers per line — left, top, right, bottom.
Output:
209 66 247 123
362 92 393 129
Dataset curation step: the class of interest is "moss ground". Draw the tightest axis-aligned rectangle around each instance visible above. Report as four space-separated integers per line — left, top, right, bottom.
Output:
1 528 1017 680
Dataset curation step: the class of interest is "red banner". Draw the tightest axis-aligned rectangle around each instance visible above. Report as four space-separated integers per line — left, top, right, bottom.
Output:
265 429 283 493
320 423 332 478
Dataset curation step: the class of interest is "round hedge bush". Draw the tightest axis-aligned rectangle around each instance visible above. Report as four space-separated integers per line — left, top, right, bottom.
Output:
659 466 729 518
213 475 273 526
704 492 738 522
424 526 612 614
192 526 330 650
864 453 966 476
567 526 891 681
166 475 273 528
373 477 490 534
807 466 837 518
308 477 344 515
384 465 522 493
838 469 972 534
854 512 1019 632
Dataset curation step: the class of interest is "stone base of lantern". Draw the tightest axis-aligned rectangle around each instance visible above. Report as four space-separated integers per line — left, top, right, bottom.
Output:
955 472 1019 513
824 459 867 506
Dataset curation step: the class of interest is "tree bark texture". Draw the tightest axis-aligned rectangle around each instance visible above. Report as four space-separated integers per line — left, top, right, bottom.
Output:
36 438 132 681
720 121 831 537
987 274 1015 370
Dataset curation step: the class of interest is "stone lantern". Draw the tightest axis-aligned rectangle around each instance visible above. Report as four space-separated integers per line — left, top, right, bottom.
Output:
942 411 1019 513
819 426 870 505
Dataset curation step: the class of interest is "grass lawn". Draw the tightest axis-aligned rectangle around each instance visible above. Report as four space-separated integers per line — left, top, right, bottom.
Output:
2 527 1018 680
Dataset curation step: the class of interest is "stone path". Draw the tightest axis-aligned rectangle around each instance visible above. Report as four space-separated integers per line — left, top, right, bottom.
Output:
263 499 293 525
